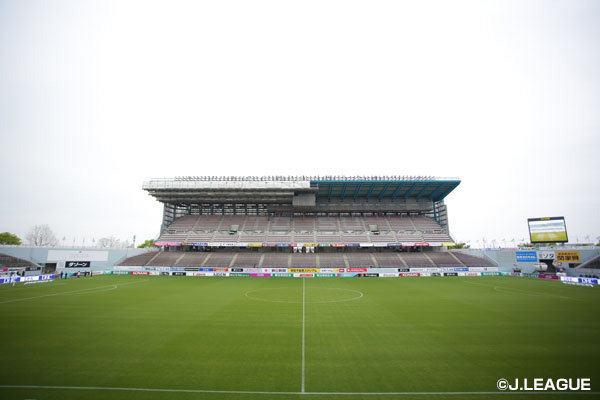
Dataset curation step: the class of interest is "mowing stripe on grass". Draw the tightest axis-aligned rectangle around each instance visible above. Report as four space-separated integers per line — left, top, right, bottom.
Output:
0 279 150 304
302 277 306 393
1 385 598 396
461 280 581 301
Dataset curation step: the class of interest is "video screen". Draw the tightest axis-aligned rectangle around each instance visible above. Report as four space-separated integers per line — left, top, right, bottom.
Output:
528 217 568 243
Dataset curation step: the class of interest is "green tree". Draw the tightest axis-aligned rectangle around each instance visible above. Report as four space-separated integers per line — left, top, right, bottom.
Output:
454 242 470 249
138 239 157 248
0 232 22 245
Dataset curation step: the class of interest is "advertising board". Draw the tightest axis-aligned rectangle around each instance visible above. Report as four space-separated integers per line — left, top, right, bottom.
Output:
290 268 319 273
516 251 538 263
556 251 581 263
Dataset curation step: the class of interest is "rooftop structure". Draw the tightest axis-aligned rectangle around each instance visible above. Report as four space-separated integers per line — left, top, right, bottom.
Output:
144 176 461 234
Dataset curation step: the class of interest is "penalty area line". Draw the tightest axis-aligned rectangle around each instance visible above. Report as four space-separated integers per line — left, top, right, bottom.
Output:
1 385 599 396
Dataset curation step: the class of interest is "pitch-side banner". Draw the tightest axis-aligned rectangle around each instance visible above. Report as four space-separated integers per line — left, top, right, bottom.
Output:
261 268 288 273
410 267 439 273
561 276 599 285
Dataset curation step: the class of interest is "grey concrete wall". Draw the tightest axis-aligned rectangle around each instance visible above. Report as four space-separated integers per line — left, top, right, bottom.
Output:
0 246 153 273
460 247 600 274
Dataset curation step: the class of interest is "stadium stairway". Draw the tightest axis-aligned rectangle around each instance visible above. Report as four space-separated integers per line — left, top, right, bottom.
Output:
145 252 162 266
175 253 186 266
229 253 239 268
421 252 437 267
449 252 468 268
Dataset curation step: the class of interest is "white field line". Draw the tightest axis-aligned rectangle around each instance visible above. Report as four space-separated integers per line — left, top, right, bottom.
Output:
0 282 67 292
0 385 598 396
0 279 150 304
244 287 363 304
301 277 306 393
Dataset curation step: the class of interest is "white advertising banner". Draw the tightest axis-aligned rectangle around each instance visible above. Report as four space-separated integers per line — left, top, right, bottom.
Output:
48 250 108 262
469 267 499 272
538 251 556 260
410 267 440 273
260 268 288 273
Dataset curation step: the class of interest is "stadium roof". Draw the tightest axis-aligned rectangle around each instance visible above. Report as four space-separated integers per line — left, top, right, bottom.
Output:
312 179 460 202
143 176 460 203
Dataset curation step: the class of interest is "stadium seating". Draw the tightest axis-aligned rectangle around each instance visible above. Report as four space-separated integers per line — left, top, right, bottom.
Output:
149 251 182 267
294 233 317 242
318 253 346 268
195 216 221 231
119 249 497 269
0 253 40 268
452 252 496 268
262 253 290 268
401 252 434 268
203 252 236 268
291 253 317 268
157 215 455 245
231 252 262 268
168 215 198 230
347 253 375 268
427 252 463 268
373 253 404 268
388 216 414 231
118 251 159 266
177 252 210 267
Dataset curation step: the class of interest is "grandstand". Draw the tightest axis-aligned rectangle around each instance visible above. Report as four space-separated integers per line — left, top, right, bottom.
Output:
119 175 495 270
0 253 40 270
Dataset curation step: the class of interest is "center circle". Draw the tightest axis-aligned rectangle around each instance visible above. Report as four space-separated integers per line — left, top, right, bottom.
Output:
245 287 364 304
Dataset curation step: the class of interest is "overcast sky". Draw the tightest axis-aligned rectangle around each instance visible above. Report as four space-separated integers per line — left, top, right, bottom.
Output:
1 0 598 248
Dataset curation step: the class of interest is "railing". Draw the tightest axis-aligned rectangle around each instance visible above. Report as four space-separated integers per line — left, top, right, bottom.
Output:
144 175 459 184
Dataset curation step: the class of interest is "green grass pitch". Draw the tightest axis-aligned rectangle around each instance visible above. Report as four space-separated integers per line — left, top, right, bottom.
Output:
1 275 599 400
531 232 568 243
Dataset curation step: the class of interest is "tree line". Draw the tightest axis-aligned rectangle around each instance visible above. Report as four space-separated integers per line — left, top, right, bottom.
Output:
0 225 156 248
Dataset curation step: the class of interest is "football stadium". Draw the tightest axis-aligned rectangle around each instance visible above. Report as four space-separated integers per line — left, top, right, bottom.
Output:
1 176 600 400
